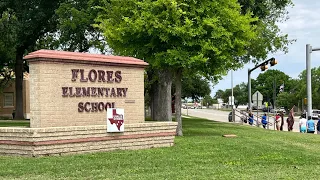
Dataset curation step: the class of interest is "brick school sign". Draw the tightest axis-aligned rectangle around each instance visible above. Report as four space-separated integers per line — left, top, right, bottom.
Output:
25 50 148 128
0 50 177 156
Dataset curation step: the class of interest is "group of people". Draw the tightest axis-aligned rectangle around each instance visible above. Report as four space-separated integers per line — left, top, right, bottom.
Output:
244 110 320 134
298 114 320 134
245 110 295 131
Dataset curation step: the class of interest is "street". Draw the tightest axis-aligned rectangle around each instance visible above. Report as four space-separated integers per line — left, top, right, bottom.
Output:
181 108 302 132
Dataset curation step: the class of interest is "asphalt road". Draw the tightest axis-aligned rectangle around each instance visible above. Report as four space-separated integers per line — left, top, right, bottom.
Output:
181 108 303 132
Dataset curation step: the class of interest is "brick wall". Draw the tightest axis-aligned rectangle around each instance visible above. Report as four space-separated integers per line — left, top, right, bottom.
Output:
0 122 177 156
27 52 147 128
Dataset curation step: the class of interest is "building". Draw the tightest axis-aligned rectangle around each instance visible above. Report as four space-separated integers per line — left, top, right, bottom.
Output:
0 76 30 119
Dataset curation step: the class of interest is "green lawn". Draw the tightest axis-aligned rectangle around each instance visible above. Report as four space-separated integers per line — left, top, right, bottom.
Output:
1 118 320 179
0 120 29 127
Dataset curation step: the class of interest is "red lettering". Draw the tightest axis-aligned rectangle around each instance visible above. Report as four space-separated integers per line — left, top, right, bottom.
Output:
71 69 79 81
84 102 91 112
75 87 82 97
82 87 90 96
69 87 75 97
80 69 88 82
91 87 97 96
62 87 68 97
117 88 122 97
88 69 97 82
98 70 106 82
98 102 104 111
91 102 98 112
115 71 122 83
106 71 114 83
123 88 128 97
78 102 84 112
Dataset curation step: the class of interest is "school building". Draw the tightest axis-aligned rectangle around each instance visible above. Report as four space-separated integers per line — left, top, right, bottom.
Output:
0 75 30 119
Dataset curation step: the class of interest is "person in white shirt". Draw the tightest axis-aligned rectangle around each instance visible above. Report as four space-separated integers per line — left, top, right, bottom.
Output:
299 114 307 133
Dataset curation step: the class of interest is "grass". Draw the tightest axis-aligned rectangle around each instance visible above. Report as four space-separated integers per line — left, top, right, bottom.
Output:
0 120 29 127
1 118 320 179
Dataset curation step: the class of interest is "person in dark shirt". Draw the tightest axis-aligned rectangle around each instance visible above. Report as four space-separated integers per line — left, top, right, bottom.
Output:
261 113 268 129
248 112 254 126
280 111 284 131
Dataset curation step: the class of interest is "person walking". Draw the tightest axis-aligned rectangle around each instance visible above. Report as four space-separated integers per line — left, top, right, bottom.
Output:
317 119 320 134
261 113 268 129
307 116 315 134
248 112 254 126
287 106 295 131
275 113 281 131
299 114 307 133
280 111 284 131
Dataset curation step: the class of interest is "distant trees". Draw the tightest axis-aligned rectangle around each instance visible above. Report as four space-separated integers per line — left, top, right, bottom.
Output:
214 68 320 111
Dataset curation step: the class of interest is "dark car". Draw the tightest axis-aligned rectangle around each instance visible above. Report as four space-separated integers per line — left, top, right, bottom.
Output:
262 107 273 112
228 112 233 122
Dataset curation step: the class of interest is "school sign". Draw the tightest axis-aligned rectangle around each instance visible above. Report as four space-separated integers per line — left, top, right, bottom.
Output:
0 50 177 156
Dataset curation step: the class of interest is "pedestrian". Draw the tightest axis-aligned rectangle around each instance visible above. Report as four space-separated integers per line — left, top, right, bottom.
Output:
287 106 295 131
261 113 268 129
275 113 281 131
280 111 284 131
317 119 320 134
307 116 315 134
248 111 254 126
299 114 307 133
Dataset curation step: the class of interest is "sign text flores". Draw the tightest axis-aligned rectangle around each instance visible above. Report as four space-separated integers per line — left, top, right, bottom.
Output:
61 69 128 112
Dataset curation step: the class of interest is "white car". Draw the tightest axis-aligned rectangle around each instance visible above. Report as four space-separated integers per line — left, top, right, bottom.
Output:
312 109 320 119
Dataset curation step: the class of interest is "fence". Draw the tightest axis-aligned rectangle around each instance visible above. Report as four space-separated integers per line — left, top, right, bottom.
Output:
232 108 278 130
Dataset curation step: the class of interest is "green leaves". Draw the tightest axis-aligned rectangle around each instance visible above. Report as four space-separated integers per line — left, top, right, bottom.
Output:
95 0 258 75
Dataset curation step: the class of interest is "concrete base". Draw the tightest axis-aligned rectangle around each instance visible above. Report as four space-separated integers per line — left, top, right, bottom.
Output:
0 122 177 157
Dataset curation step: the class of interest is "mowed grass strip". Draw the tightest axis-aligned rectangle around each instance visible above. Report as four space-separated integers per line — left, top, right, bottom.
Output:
0 120 29 127
1 118 320 179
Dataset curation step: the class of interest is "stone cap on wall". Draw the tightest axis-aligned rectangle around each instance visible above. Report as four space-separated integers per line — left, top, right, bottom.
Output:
24 49 148 68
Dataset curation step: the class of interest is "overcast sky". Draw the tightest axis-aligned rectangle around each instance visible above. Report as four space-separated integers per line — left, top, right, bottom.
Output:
211 0 320 96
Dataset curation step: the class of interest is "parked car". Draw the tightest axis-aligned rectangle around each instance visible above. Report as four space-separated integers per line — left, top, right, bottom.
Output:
269 107 285 114
262 107 273 112
312 109 320 120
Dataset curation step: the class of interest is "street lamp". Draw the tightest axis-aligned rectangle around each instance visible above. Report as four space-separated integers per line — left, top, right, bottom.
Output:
248 58 277 111
306 44 320 118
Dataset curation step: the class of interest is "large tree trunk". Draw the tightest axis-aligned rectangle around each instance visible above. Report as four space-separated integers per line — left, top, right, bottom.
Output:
14 52 24 119
175 69 183 136
147 69 157 120
153 69 172 121
151 81 159 120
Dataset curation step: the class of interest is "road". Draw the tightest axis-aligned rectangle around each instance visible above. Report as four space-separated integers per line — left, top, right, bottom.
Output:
181 108 302 132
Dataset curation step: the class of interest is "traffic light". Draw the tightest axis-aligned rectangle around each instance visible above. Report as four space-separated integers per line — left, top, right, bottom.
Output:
270 58 277 66
260 64 268 71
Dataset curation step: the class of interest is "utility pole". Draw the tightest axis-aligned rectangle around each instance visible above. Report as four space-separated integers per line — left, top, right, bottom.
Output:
231 70 234 109
306 44 320 117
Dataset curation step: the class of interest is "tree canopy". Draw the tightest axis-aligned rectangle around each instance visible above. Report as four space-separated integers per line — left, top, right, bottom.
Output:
0 0 64 119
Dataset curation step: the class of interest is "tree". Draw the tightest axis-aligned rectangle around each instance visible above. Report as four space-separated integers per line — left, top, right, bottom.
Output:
214 89 225 99
232 82 248 106
96 0 259 136
237 0 294 62
37 0 108 53
202 95 215 108
181 74 211 102
254 69 291 106
0 10 16 91
276 92 296 111
0 0 64 119
297 67 320 110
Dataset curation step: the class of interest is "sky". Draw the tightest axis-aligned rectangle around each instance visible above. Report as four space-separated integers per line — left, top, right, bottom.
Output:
211 0 320 97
